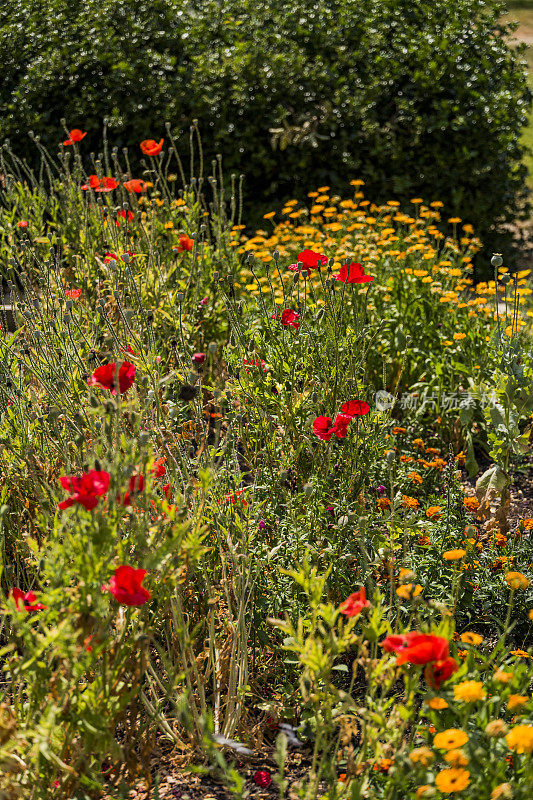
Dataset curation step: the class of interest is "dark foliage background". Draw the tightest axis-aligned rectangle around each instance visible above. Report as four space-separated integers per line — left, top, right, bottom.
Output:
1 0 531 269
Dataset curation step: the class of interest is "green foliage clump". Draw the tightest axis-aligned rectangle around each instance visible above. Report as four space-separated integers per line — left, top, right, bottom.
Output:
0 0 531 261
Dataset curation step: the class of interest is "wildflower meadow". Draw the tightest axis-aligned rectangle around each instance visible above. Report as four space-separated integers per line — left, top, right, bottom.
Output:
1 6 533 798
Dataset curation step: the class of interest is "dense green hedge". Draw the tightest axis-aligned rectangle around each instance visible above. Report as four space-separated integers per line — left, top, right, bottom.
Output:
0 0 531 263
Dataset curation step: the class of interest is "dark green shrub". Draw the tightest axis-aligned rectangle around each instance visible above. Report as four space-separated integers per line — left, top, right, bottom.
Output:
1 0 531 266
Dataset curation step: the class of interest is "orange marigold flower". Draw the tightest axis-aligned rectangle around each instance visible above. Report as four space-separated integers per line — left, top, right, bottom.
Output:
463 496 479 511
408 471 423 484
413 438 425 449
426 506 442 520
522 518 533 530
391 426 407 435
376 497 391 509
402 495 420 509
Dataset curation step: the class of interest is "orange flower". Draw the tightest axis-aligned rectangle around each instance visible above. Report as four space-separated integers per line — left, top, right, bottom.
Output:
123 179 147 193
173 234 195 253
522 519 533 530
435 768 470 792
140 138 164 156
401 495 420 509
504 572 529 590
443 549 466 561
391 426 407 435
408 471 423 484
434 729 469 750
427 697 449 709
508 695 529 710
396 583 423 600
63 128 87 145
459 631 483 645
426 506 442 520
376 497 391 509
463 496 479 511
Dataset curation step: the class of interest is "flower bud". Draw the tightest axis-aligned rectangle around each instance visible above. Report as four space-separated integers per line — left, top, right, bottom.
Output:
485 719 507 737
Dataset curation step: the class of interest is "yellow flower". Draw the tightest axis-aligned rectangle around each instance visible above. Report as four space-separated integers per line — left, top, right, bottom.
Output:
485 719 508 737
263 211 276 219
443 549 466 561
416 787 434 799
409 746 434 766
459 631 483 645
494 670 513 683
491 785 513 800
453 332 466 340
448 217 462 224
444 749 469 767
504 572 529 590
510 649 532 658
506 724 533 753
435 768 470 793
453 681 486 702
529 610 533 622
350 179 365 186
434 729 469 750
396 583 423 600
507 695 529 710
427 697 449 710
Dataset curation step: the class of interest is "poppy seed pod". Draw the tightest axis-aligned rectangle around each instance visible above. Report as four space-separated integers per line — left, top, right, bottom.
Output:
500 273 511 285
491 254 503 268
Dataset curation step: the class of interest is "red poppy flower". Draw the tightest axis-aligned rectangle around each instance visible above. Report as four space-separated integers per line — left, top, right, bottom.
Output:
11 587 47 612
58 470 110 510
288 248 327 277
334 262 374 284
103 251 136 263
123 179 147 193
163 483 173 499
243 358 267 373
340 400 371 417
115 209 134 226
65 289 82 301
381 632 449 665
313 413 351 441
152 457 166 478
339 587 370 616
87 362 135 395
281 309 300 329
173 234 195 253
118 474 145 506
424 656 459 689
140 138 164 156
16 220 28 229
225 489 248 508
253 770 272 788
102 565 151 607
63 128 87 146
81 175 118 192
192 352 206 364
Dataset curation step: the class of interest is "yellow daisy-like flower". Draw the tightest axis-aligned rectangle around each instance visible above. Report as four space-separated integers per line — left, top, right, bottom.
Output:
507 695 529 710
448 217 462 224
434 729 469 750
485 719 508 738
491 784 514 800
435 768 470 793
454 681 486 702
409 746 434 766
453 332 466 340
443 549 466 561
459 631 483 645
510 649 532 658
504 572 529 590
396 583 423 600
494 670 513 683
444 749 469 767
506 724 533 753
263 211 276 219
427 697 449 710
